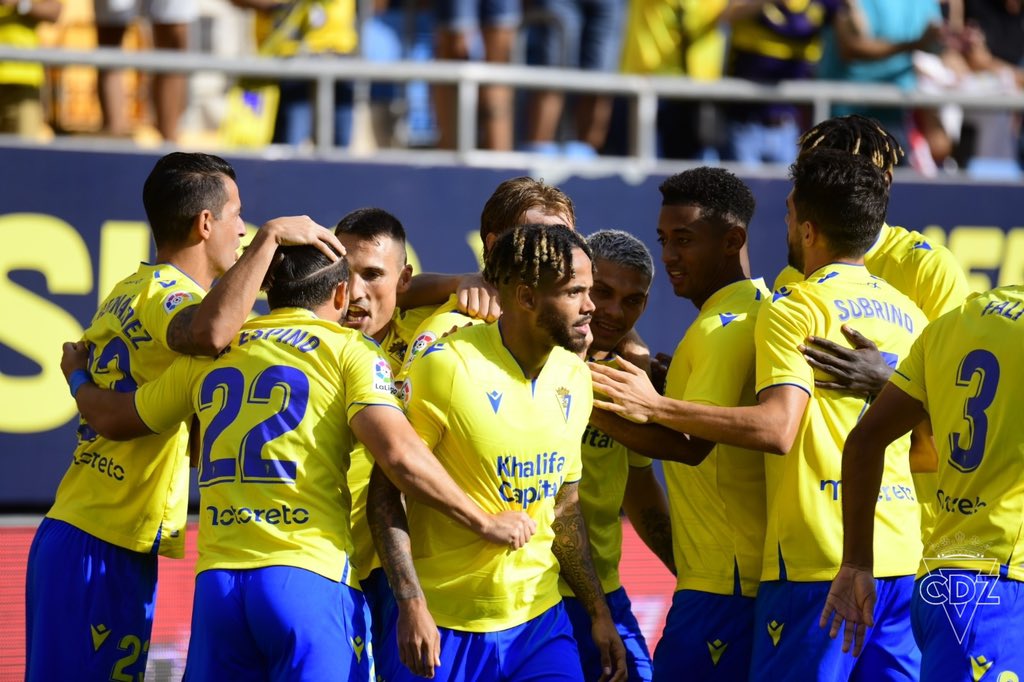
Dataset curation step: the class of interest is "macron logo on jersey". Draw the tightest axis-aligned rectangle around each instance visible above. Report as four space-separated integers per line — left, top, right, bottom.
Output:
772 287 791 302
913 240 933 251
719 313 738 327
486 390 503 414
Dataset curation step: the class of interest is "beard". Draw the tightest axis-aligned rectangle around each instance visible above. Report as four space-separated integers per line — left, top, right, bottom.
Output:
537 305 591 354
786 237 803 273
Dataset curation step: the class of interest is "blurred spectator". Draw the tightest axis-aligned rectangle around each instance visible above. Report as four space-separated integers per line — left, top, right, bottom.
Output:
93 0 196 142
0 0 62 137
619 0 727 159
819 0 948 165
230 0 357 147
523 0 625 157
719 0 840 165
361 0 437 148
963 0 1024 168
434 0 520 150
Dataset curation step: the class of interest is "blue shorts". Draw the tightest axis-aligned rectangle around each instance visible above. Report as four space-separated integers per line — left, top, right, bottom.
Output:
527 0 624 72
435 0 521 31
382 602 583 682
184 566 373 682
652 589 755 682
25 517 158 682
752 577 920 682
564 587 652 681
360 567 397 662
912 570 1024 681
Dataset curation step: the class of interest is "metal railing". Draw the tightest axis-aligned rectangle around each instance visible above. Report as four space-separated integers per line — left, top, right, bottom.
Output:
2 45 1024 167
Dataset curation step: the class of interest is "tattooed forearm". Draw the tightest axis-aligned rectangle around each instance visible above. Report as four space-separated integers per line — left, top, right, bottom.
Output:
552 482 607 619
638 505 676 575
165 306 209 356
367 464 424 601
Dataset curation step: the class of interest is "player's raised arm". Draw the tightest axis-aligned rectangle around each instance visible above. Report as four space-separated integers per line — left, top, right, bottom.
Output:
552 481 627 682
351 406 536 547
167 215 343 356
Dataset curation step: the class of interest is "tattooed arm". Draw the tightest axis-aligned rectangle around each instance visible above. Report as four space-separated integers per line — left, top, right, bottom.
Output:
622 465 676 575
367 465 441 679
552 481 627 682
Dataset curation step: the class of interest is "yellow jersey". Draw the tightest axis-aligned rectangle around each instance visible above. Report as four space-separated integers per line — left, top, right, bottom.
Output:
620 0 727 79
347 305 434 582
560 355 653 597
756 263 926 581
398 293 483 378
890 286 1024 581
254 0 357 57
0 8 45 87
134 308 401 583
402 322 591 632
47 264 205 558
773 223 969 321
665 278 769 597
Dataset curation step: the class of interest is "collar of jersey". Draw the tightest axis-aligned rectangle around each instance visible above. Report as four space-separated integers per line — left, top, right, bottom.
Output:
806 262 865 282
493 320 553 383
701 277 765 312
864 222 892 258
143 261 205 290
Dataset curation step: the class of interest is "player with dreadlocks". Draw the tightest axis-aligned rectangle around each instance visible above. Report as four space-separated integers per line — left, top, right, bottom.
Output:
778 115 970 534
776 115 968 324
58 243 536 680
368 223 627 681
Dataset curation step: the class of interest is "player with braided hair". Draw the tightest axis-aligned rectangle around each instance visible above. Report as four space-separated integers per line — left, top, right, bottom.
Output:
369 223 627 682
798 114 904 171
58 243 536 680
777 115 968 323
781 115 969 534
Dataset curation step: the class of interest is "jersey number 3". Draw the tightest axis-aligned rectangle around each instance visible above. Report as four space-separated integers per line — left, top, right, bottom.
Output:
196 365 309 486
949 349 1000 473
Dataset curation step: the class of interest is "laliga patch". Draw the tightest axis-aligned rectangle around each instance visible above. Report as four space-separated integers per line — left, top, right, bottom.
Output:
372 358 396 395
399 378 412 406
162 291 195 314
410 331 437 359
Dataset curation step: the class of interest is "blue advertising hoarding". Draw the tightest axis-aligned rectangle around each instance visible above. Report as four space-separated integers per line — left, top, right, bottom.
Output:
1 146 1021 507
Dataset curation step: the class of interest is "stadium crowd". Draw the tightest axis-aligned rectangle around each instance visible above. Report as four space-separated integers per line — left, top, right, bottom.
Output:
21 113 1024 681
1 0 1023 172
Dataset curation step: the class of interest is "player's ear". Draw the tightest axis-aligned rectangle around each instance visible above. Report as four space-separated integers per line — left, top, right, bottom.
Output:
516 283 536 311
334 280 349 311
194 209 214 242
484 232 498 254
723 225 747 255
396 263 413 294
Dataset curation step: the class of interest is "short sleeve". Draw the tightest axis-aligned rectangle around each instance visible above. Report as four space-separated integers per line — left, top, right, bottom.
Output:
754 295 813 396
139 276 206 349
890 327 930 409
914 246 970 321
402 343 454 451
399 309 479 378
339 334 403 422
773 265 804 292
628 450 653 468
134 355 205 433
561 361 592 484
